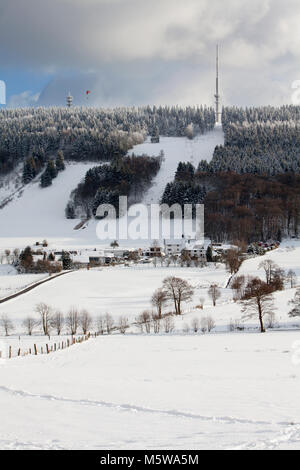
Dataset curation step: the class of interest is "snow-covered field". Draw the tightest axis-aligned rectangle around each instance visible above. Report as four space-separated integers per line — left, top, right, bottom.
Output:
0 332 300 450
0 240 298 332
0 264 231 327
0 271 48 299
0 244 299 449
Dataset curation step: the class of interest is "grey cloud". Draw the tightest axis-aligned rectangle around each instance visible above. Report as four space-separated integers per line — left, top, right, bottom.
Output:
1 0 300 106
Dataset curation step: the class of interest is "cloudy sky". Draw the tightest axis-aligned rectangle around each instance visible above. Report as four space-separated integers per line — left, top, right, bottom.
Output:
1 0 300 107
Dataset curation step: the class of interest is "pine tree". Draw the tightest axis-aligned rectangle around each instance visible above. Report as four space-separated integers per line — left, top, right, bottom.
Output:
40 167 52 187
206 246 213 263
56 151 65 172
61 251 72 270
48 160 58 179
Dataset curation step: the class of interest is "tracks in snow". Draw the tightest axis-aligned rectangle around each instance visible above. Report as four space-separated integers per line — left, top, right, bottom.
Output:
0 385 295 428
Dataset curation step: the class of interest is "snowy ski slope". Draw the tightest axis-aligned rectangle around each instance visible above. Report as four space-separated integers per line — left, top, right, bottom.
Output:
0 130 224 248
130 127 224 204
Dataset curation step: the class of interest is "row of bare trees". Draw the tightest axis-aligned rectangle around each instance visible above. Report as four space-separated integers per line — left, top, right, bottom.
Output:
0 249 20 265
0 305 94 337
0 308 131 337
184 316 216 334
135 311 175 334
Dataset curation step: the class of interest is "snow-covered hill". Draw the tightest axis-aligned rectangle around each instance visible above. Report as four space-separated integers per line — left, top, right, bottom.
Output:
0 162 94 247
0 130 223 248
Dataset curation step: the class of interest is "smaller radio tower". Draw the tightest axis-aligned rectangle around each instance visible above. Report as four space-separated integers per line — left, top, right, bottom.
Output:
66 92 73 108
214 45 221 125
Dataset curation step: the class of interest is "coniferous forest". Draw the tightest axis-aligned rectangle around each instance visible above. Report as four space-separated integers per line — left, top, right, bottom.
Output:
198 105 300 174
0 106 215 175
67 153 162 219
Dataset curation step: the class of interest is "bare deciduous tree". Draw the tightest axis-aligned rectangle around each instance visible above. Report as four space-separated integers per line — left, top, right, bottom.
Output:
266 311 277 329
200 317 207 334
151 313 161 334
96 315 105 335
259 259 278 285
208 284 221 306
287 269 297 289
231 275 246 301
35 302 53 336
191 317 200 333
0 314 14 336
223 248 244 274
66 307 79 335
136 310 152 334
241 278 275 333
151 288 168 319
5 249 11 264
118 316 129 334
206 316 216 332
162 276 194 315
22 316 38 335
79 309 92 334
163 315 175 333
104 313 114 335
51 310 64 335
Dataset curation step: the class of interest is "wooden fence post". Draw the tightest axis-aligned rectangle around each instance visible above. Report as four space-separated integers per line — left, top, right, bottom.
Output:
9 346 12 359
34 344 37 355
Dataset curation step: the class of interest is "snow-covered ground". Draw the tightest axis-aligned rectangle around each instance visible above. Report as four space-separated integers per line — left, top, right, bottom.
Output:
0 332 300 450
238 242 300 281
0 269 48 300
0 162 95 243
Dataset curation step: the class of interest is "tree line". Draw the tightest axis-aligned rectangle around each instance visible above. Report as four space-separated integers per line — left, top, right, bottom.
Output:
197 105 300 175
0 106 215 174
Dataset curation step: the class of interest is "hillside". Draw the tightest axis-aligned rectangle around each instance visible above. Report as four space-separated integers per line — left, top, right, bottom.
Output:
0 162 94 247
131 128 224 204
0 240 299 330
0 131 224 248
